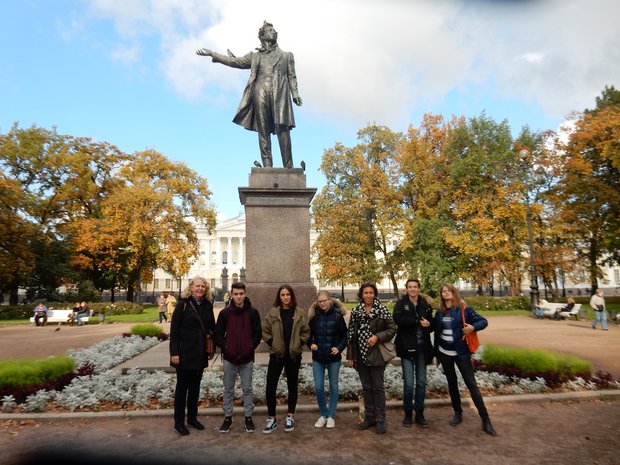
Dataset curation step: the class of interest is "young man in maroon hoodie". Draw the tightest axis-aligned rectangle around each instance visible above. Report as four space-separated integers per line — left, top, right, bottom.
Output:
213 282 262 433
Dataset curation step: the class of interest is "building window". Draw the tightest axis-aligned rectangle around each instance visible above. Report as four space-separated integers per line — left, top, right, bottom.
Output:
211 251 217 265
614 269 620 285
165 279 171 289
232 273 239 284
211 279 216 289
222 251 228 264
154 279 160 290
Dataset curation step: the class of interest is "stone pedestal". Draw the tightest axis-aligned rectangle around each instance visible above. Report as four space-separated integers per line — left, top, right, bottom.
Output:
239 168 317 317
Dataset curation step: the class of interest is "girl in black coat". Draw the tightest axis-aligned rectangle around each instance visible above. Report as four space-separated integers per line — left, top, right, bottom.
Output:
169 277 215 435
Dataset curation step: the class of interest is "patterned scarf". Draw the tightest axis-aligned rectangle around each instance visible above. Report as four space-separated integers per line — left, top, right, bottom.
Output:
348 298 393 365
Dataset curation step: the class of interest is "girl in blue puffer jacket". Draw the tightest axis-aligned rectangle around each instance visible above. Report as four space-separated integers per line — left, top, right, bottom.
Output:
307 291 348 429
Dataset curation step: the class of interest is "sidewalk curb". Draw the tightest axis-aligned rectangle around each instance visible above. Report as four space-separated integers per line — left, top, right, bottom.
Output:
2 389 619 421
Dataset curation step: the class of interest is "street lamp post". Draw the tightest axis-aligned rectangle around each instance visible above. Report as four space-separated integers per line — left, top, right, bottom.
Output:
519 149 540 312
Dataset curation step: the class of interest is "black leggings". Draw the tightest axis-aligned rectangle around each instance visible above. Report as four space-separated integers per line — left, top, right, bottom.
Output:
265 354 301 417
438 352 488 418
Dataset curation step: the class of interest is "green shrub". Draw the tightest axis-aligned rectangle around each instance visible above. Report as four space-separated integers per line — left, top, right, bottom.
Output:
0 356 75 389
482 345 591 376
90 301 143 315
463 296 530 311
0 306 34 320
129 323 164 338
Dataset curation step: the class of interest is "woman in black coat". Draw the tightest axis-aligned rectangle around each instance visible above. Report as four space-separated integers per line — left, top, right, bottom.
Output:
169 276 215 435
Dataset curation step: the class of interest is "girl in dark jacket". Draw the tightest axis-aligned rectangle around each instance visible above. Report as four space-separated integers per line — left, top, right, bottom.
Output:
433 283 496 436
307 291 348 428
347 283 397 434
169 277 215 436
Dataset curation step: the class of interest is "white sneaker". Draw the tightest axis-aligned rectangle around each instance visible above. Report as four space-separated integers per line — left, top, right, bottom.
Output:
326 417 336 429
314 416 327 428
284 415 295 432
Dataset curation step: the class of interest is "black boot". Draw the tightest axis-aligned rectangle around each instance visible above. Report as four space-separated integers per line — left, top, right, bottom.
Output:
482 417 497 436
415 410 429 428
357 417 377 430
403 409 413 427
450 412 462 426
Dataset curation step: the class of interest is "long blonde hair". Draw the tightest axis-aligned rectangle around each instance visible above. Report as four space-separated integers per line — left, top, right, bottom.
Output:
438 283 465 314
181 276 213 301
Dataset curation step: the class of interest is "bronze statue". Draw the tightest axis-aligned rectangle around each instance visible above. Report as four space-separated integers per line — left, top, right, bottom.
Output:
197 21 302 168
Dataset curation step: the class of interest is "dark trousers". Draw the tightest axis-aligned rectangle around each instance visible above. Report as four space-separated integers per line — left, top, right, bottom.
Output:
174 368 203 426
35 314 47 326
438 352 488 418
158 311 167 323
266 354 301 417
356 357 387 423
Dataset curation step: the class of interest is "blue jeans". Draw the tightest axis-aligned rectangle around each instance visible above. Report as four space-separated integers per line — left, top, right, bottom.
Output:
312 360 341 418
401 351 427 412
592 310 608 330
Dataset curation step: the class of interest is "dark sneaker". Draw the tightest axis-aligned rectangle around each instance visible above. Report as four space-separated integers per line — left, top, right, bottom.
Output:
284 415 295 432
262 418 277 434
219 416 232 433
245 416 255 433
415 411 429 428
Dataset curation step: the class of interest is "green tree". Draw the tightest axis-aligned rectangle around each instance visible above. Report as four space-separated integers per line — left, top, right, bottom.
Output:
442 113 526 295
313 125 404 295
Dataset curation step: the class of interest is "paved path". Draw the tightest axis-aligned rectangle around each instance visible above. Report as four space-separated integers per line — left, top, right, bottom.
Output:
2 314 620 465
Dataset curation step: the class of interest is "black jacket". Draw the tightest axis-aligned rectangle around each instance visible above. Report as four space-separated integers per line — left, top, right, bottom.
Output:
169 297 215 370
393 294 434 364
213 297 262 364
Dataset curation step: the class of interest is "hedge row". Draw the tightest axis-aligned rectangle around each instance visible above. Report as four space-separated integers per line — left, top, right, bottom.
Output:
0 301 144 320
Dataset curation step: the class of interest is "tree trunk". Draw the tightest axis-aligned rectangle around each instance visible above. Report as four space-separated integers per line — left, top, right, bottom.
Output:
9 281 19 306
588 238 599 296
389 270 399 299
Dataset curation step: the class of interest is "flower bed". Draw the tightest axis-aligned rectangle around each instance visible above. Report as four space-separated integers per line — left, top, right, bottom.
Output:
2 339 617 413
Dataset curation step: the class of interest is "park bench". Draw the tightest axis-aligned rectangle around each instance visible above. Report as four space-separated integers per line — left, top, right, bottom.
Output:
540 302 581 320
29 309 90 325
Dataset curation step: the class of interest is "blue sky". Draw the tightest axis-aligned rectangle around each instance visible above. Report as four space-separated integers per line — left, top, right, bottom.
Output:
2 0 618 220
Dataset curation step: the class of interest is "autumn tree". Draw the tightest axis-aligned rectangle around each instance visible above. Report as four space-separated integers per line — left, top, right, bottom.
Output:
395 113 464 295
313 125 404 296
72 149 217 302
551 85 620 293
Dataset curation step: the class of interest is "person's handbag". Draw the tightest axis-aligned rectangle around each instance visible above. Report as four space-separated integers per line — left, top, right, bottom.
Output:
461 306 480 353
377 340 396 363
187 301 215 360
205 334 216 358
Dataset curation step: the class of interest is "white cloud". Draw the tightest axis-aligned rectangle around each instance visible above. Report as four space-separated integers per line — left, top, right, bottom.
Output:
109 44 141 64
83 0 620 129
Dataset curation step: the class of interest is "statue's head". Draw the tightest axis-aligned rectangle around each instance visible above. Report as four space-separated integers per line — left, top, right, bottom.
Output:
258 21 277 43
